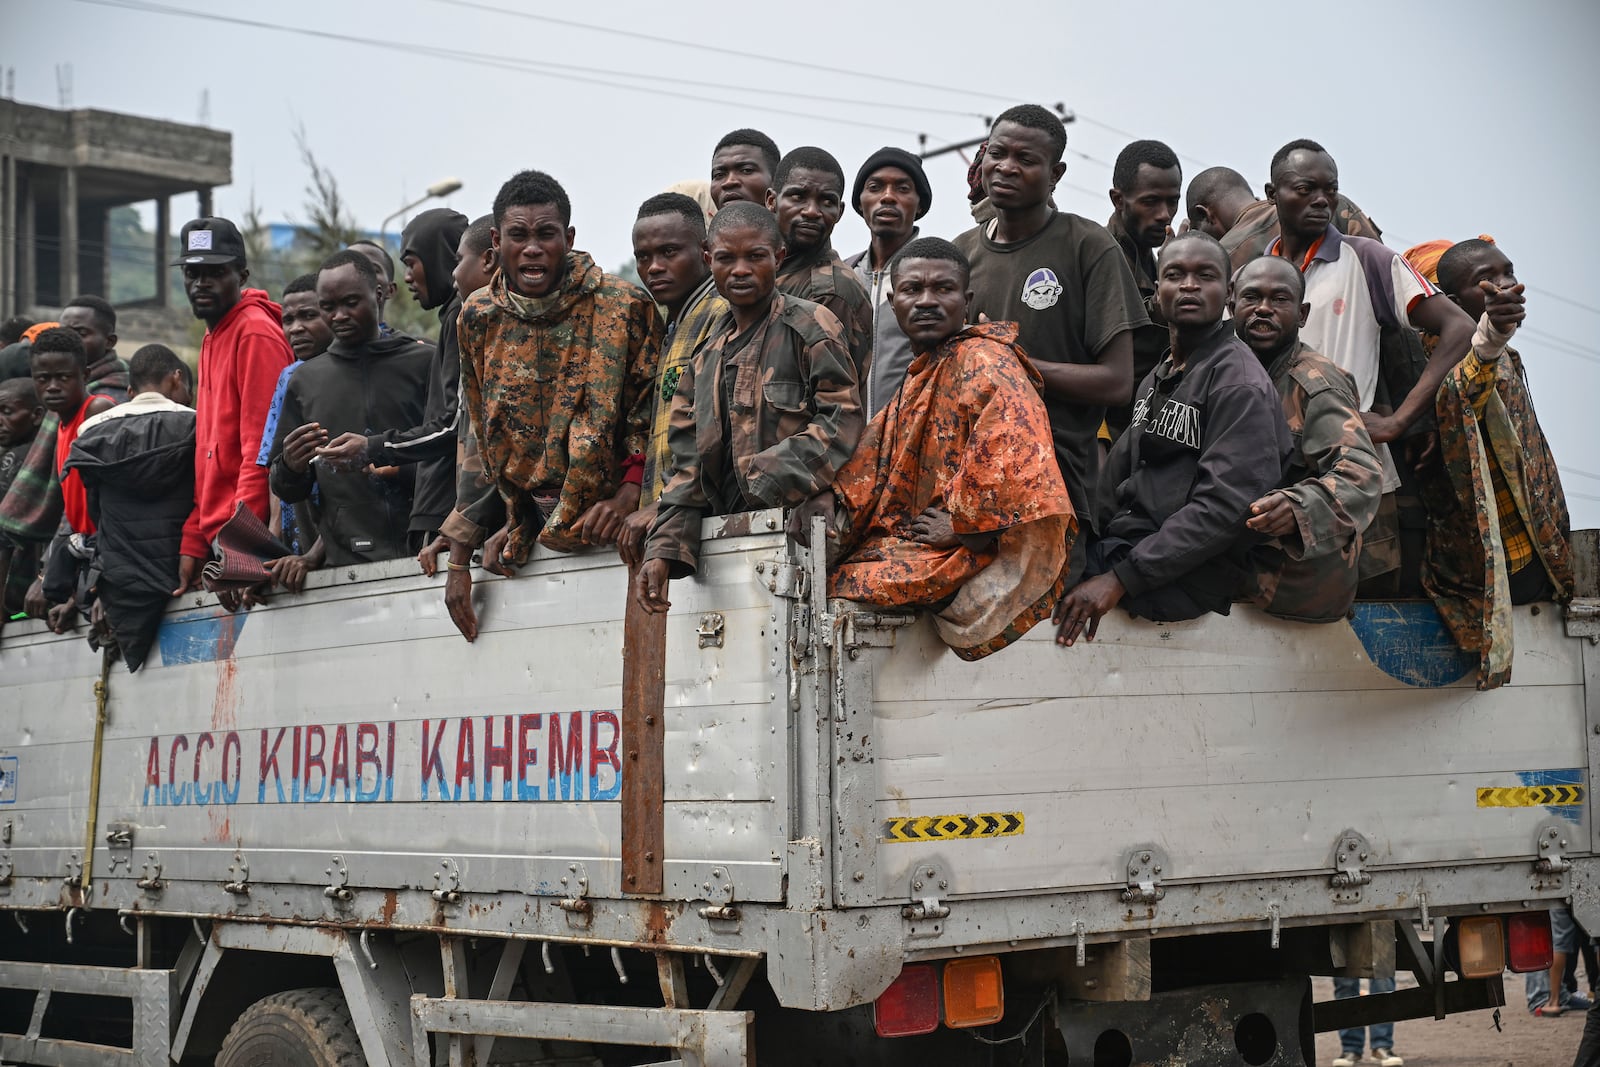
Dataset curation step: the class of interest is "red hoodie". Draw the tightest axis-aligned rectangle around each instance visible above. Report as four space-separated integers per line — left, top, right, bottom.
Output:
181 289 294 559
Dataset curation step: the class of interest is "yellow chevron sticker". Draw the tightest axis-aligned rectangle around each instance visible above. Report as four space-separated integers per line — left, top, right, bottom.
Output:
1476 785 1585 808
881 812 1024 843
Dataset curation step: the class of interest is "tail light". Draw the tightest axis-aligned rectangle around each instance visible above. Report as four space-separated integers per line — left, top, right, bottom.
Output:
873 963 940 1038
1507 911 1555 973
1456 915 1506 978
943 956 1005 1028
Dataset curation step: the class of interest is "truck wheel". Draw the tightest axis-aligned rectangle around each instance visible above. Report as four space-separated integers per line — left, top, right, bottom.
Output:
216 986 367 1067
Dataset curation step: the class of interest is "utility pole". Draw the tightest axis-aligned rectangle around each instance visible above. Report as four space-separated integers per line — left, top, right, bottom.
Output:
918 103 1076 162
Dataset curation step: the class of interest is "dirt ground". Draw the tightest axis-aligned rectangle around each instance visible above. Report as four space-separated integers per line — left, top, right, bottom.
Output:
1312 974 1585 1067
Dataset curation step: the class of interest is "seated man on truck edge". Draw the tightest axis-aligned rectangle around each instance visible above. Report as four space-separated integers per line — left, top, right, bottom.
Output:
1411 237 1572 690
769 146 875 379
812 237 1074 661
618 192 728 567
634 201 862 615
1054 232 1291 645
269 250 434 569
1231 256 1383 623
440 169 660 642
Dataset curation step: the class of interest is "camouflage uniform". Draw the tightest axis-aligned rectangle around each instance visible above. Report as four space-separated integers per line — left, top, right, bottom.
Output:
1248 341 1385 622
1223 195 1382 274
775 240 875 380
440 251 661 563
644 293 863 577
642 276 727 506
1422 323 1573 690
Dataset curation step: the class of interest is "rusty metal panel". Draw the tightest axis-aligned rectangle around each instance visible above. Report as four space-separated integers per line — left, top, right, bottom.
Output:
621 567 667 895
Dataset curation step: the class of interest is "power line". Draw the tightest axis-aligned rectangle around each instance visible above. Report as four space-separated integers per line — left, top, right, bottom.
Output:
1560 467 1600 482
1568 489 1600 505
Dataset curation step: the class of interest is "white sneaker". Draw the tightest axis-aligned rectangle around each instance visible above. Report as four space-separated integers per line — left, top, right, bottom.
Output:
1331 1056 1358 1067
1373 1051 1403 1067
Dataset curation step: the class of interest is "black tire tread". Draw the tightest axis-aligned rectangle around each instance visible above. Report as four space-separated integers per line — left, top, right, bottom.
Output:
216 985 367 1067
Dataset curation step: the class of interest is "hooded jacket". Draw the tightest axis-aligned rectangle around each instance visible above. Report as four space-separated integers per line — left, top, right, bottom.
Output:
372 208 470 533
269 332 434 566
181 289 295 558
65 393 195 671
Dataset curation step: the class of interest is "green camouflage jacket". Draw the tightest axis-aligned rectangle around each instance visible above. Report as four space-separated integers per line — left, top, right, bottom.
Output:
1249 341 1384 622
775 240 875 381
441 251 660 561
642 275 727 506
645 293 863 577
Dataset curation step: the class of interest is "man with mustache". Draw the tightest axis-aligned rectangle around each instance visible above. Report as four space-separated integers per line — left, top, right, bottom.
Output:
844 147 932 415
1054 233 1289 645
1231 256 1382 623
769 147 873 378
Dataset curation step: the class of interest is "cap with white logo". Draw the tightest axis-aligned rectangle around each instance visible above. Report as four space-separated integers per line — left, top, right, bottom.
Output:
172 217 247 267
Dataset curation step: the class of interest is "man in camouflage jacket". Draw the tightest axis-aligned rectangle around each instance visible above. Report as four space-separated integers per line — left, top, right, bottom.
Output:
1231 257 1383 623
635 203 862 613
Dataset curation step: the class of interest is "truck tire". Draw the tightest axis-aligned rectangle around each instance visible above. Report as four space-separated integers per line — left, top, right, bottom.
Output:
216 986 367 1067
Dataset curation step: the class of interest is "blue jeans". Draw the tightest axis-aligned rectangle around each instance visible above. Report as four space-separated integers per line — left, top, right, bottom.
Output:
1526 905 1584 1011
1334 976 1395 1053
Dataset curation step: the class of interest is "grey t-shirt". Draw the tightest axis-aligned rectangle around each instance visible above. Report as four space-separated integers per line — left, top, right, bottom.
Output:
955 211 1149 532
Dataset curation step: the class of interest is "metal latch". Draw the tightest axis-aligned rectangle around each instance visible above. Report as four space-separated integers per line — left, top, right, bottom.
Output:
324 855 353 904
696 613 725 649
1565 597 1599 639
223 851 251 895
1330 829 1373 903
62 852 83 890
0 852 12 890
902 863 950 937
1120 845 1167 905
558 861 592 926
105 823 134 873
1534 821 1572 889
431 857 462 905
697 865 740 922
137 851 164 892
755 559 807 599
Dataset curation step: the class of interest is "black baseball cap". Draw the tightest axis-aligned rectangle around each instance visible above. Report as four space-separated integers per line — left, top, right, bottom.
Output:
172 217 247 266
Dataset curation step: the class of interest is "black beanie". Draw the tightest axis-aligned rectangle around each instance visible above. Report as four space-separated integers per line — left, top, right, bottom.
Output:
851 147 932 219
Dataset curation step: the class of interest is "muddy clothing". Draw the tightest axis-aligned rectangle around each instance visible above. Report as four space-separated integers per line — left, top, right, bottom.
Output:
1103 213 1171 441
0 422 52 614
845 232 918 417
373 208 470 534
645 293 862 578
642 275 727 505
1247 341 1384 623
442 252 660 562
828 321 1073 660
269 333 434 566
775 240 874 381
1222 195 1383 274
1100 320 1291 617
955 211 1150 535
1422 318 1573 690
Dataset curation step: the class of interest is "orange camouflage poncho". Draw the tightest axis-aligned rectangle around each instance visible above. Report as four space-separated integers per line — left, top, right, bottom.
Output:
827 321 1075 660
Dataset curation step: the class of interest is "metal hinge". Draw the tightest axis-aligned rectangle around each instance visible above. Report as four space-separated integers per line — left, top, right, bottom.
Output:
1330 830 1374 903
557 861 592 927
324 855 353 905
1564 597 1599 639
136 851 164 893
1120 845 1167 905
431 857 462 906
696 865 740 923
1534 821 1572 890
902 862 950 937
0 852 12 890
695 613 725 649
105 823 134 873
62 852 83 890
755 559 808 600
223 851 251 895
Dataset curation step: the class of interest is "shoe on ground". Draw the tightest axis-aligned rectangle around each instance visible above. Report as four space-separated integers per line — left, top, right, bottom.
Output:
1373 1050 1403 1066
1567 992 1594 1011
1534 1002 1565 1016
1331 1055 1359 1066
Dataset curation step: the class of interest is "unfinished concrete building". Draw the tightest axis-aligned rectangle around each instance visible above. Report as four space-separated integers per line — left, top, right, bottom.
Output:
0 100 231 319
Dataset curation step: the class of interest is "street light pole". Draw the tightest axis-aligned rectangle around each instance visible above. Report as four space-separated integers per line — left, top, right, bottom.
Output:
379 177 463 245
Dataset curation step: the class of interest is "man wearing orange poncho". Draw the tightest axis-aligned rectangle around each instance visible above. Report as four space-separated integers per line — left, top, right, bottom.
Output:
795 237 1074 661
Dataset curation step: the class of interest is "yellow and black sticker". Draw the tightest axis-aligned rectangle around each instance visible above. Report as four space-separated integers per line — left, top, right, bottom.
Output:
882 812 1024 843
1477 785 1585 808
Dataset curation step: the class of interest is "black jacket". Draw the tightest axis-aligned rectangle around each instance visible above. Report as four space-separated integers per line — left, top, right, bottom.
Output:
373 208 470 534
1098 320 1292 603
269 333 434 566
65 398 196 671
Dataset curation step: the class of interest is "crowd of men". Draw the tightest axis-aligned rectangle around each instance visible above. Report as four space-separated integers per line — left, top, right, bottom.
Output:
0 105 1575 696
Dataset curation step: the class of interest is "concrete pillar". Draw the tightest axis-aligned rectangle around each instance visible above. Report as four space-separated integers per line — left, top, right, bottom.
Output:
19 171 34 311
197 186 213 219
155 195 170 308
1 154 13 320
58 165 77 305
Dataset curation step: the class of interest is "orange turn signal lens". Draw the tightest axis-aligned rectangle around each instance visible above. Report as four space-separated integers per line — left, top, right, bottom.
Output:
874 963 940 1038
1507 911 1555 973
1456 915 1506 979
943 955 1005 1028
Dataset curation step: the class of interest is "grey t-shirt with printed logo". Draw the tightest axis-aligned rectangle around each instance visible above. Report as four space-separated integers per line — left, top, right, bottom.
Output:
955 211 1149 533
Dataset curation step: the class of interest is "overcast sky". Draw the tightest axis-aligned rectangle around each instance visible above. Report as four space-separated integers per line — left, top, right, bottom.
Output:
14 0 1600 525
